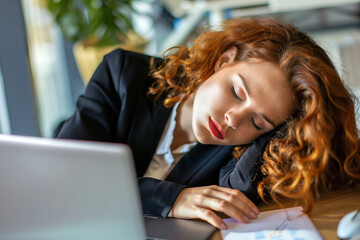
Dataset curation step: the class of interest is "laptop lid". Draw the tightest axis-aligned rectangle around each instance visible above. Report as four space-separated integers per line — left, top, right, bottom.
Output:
0 134 146 240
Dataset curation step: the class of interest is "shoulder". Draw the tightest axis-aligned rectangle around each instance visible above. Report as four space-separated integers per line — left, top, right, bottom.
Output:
99 49 162 91
103 48 161 73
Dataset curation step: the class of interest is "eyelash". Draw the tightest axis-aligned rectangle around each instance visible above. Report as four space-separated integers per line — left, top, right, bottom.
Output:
251 117 262 130
231 87 243 102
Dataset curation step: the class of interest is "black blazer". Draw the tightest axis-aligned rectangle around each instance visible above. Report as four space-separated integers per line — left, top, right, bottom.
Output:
55 49 276 217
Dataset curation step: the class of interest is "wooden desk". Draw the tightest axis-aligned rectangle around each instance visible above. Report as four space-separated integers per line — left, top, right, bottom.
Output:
211 186 360 240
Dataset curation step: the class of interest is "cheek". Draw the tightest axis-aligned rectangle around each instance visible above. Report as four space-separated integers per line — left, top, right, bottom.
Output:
196 84 230 110
195 84 213 104
228 128 259 145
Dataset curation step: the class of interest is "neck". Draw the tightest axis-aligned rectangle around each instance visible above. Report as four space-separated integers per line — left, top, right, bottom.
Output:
171 94 196 150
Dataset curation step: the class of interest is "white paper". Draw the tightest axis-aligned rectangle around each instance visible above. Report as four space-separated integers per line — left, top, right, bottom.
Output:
221 206 323 240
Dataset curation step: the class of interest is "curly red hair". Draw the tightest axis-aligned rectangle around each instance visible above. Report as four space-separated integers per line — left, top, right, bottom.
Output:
149 17 360 211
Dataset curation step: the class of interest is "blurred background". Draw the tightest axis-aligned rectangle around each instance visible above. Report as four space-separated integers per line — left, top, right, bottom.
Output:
0 0 360 138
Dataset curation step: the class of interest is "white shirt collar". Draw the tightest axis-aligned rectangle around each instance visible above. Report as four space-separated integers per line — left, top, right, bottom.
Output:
156 101 196 155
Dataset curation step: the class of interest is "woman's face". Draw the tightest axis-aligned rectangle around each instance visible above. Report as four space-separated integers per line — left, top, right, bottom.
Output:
191 53 294 146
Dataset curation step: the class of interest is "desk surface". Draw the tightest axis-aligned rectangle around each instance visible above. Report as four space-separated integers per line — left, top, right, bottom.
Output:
211 185 360 240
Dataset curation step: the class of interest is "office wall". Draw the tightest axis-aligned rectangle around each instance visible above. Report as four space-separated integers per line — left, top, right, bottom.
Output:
0 0 39 136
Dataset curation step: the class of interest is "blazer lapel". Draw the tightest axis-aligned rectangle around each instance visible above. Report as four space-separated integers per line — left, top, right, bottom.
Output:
166 144 232 184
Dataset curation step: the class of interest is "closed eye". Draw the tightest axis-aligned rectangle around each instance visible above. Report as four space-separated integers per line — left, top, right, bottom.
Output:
251 116 262 130
231 87 243 102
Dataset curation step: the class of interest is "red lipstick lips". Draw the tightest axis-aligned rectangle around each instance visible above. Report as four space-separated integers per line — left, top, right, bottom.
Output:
208 117 225 140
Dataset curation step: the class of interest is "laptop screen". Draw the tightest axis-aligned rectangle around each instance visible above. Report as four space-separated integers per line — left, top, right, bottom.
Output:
0 134 146 240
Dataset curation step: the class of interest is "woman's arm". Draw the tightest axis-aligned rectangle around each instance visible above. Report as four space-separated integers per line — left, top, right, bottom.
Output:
55 51 122 141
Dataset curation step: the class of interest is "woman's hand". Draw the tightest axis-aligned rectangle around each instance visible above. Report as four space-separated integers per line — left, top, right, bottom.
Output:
168 185 259 229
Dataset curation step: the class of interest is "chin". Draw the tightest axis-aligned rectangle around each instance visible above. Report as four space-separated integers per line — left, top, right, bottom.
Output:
195 133 222 145
193 131 212 144
193 125 223 145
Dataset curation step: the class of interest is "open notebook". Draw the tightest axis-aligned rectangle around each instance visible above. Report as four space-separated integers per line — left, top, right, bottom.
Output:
221 206 323 240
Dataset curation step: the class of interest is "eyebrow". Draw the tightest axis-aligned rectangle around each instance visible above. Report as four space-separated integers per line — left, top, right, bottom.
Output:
238 74 276 128
238 74 251 95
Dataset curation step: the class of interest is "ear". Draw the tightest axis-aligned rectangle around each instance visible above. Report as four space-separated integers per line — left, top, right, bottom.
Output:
214 47 238 72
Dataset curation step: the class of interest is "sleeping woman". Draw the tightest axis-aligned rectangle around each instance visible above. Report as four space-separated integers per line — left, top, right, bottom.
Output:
55 17 360 229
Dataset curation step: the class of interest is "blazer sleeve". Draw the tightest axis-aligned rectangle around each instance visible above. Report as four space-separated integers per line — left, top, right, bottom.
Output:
55 50 122 142
138 177 187 217
219 129 280 203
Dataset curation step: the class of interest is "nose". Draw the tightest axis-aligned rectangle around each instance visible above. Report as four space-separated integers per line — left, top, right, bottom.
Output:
224 109 245 129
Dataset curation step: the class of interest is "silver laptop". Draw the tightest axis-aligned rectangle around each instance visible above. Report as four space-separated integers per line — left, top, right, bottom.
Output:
0 134 146 240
